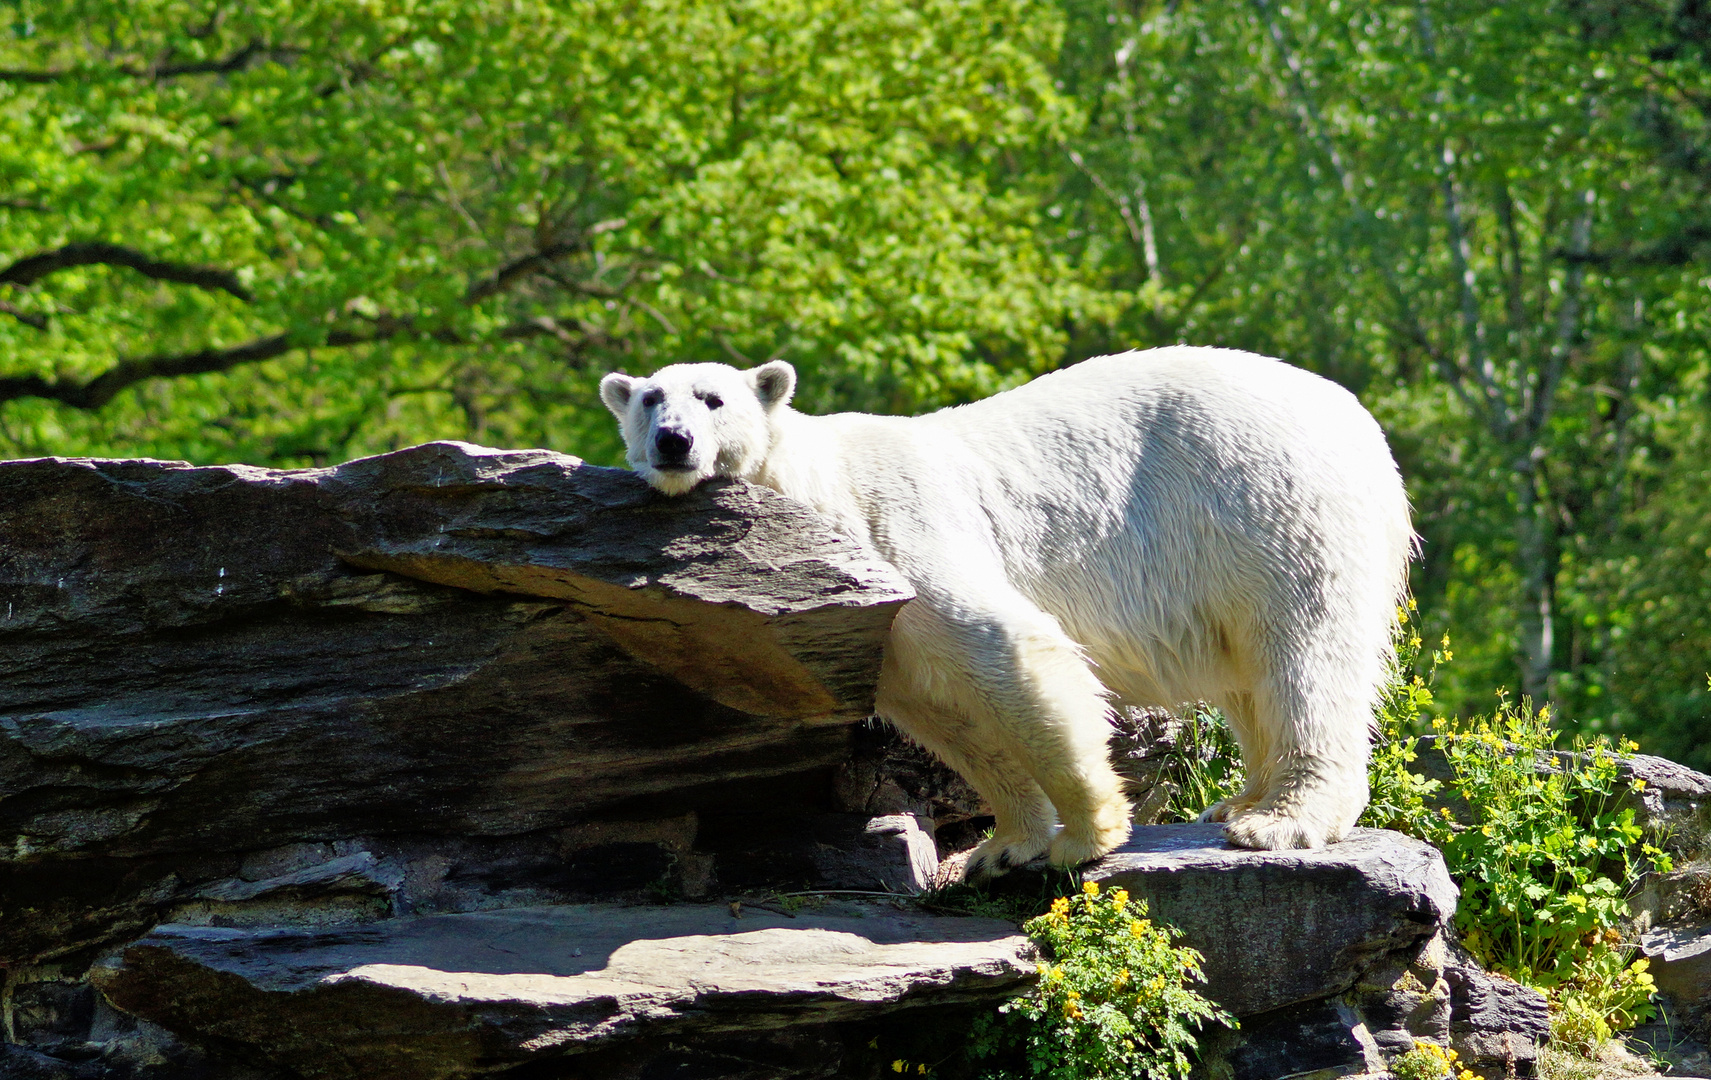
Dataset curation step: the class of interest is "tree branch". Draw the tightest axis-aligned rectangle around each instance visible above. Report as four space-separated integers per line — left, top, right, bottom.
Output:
1065 147 1149 260
0 333 295 410
0 40 294 83
465 241 583 303
1437 147 1511 435
0 312 599 409
1254 0 1459 408
3 228 621 409
0 299 47 329
1 242 252 302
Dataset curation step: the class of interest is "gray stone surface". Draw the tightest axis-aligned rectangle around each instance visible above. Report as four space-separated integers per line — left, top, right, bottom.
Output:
1632 864 1711 932
0 442 911 964
1441 937 1550 1074
1016 824 1459 1017
89 902 1034 1080
1193 998 1385 1080
805 813 941 894
1628 996 1711 1075
1642 921 1711 1010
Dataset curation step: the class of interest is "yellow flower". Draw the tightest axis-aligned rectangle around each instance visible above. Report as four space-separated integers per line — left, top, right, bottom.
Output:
1110 888 1129 906
917 1067 927 1076
1083 881 1100 896
892 1061 906 1074
1050 897 1071 916
1632 778 1648 791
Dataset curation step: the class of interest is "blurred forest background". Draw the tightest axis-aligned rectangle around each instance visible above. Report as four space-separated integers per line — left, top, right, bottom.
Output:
1 0 1708 762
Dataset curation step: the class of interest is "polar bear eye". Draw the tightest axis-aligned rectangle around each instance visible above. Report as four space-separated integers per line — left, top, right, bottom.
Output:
698 391 723 410
640 389 664 408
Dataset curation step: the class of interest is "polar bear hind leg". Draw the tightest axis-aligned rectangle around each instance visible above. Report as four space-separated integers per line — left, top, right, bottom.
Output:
1219 670 1373 849
876 594 1131 879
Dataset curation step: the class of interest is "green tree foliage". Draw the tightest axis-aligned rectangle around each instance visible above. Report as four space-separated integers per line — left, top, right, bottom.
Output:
3 0 1710 756
1052 0 1711 745
0 0 1086 465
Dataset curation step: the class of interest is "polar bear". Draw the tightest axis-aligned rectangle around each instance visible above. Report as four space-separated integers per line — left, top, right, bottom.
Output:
600 347 1414 878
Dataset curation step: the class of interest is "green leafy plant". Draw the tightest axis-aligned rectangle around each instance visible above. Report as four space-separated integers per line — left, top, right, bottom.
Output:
1361 602 1448 831
1358 618 1669 1051
970 881 1233 1080
1408 699 1668 992
1361 608 1667 1052
1549 938 1658 1055
1153 704 1246 825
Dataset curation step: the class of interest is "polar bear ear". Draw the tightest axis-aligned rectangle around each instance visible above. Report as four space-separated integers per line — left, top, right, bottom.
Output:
599 372 637 419
749 361 796 410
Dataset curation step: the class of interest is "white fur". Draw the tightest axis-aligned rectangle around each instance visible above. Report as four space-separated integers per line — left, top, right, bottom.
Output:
601 348 1415 877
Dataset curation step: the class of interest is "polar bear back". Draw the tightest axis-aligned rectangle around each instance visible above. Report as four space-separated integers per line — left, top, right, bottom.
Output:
883 347 1412 708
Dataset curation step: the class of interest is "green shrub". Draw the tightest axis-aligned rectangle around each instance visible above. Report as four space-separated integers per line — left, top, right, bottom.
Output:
970 881 1233 1080
1150 703 1246 825
1389 1039 1477 1080
1363 611 1669 1044
1548 938 1658 1055
1360 602 1448 831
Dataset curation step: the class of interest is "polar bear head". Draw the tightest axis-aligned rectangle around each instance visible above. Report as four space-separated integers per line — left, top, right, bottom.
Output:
599 360 796 495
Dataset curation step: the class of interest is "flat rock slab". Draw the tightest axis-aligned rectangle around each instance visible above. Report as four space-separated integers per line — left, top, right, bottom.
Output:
1006 824 1458 1017
91 902 1033 1080
1642 921 1711 1006
0 442 912 963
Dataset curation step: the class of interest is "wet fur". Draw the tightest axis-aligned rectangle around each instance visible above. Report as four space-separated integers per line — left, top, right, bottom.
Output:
601 347 1415 877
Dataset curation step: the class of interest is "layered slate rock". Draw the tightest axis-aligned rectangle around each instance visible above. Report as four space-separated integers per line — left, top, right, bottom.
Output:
1001 824 1459 1018
1096 824 1457 1018
1002 825 1551 1077
0 443 912 964
90 902 1033 1080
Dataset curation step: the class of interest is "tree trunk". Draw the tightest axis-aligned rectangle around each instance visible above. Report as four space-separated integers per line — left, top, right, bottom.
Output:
1513 446 1557 705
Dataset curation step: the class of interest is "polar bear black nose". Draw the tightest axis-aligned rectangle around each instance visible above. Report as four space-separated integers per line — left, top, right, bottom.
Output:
655 429 692 461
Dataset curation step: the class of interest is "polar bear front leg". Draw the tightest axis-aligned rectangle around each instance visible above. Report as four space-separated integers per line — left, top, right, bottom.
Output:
879 591 1132 878
876 603 1059 877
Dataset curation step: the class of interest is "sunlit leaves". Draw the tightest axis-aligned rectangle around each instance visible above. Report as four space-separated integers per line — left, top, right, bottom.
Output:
0 0 1080 464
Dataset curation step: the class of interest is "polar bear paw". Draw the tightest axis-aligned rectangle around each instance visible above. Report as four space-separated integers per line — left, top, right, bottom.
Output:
1047 812 1131 869
963 832 1053 882
1222 808 1339 850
